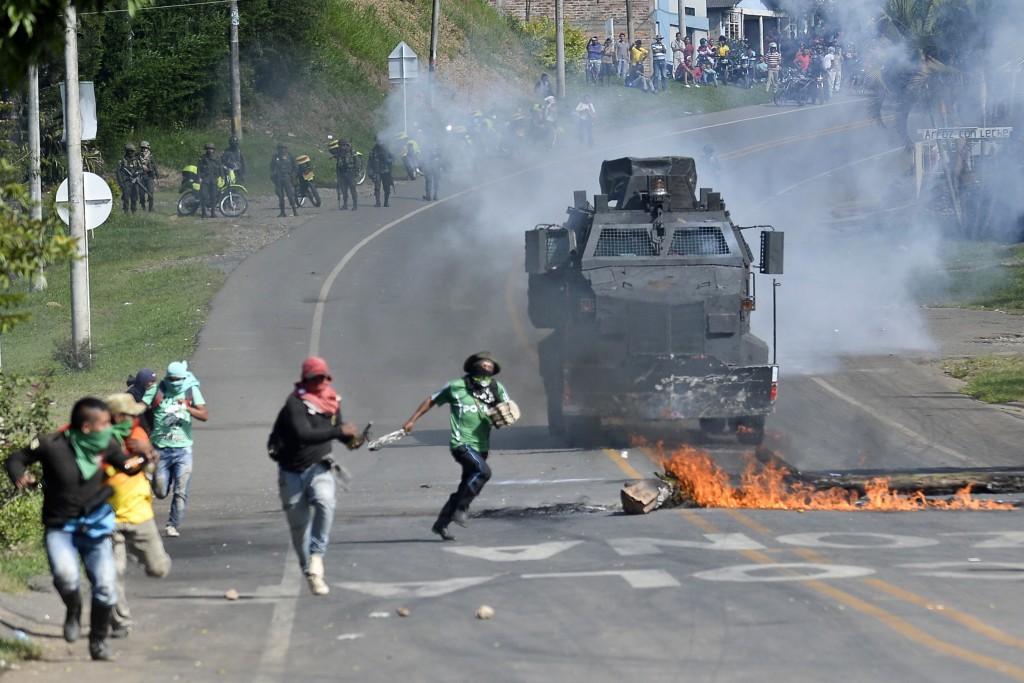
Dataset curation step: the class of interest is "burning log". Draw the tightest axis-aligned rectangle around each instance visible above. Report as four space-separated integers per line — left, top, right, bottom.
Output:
647 442 1017 511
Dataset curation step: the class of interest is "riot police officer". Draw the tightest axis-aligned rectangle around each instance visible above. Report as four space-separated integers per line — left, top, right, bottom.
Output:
197 142 225 218
138 141 158 212
117 144 143 214
367 141 394 208
270 143 298 217
335 139 358 211
221 135 247 184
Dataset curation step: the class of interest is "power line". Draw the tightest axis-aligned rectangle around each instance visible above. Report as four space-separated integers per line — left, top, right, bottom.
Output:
81 0 233 15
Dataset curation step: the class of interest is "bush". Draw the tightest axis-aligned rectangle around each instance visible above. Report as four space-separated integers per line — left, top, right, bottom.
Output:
0 373 53 552
509 15 587 72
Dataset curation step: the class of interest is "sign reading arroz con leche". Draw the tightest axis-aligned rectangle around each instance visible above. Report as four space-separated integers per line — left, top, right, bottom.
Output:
918 127 1012 141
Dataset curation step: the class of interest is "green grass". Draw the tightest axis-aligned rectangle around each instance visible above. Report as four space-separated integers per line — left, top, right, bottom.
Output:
1 204 227 415
924 243 1024 314
943 356 1024 403
0 633 43 665
0 538 47 595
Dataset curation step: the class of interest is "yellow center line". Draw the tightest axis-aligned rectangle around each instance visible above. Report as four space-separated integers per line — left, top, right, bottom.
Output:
604 448 645 480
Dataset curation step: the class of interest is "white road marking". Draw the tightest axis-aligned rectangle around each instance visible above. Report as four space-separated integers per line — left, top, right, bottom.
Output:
694 563 875 582
810 376 974 465
336 576 495 598
901 562 1024 580
777 532 939 549
443 541 583 562
253 560 302 683
490 477 609 485
521 569 682 589
608 533 767 556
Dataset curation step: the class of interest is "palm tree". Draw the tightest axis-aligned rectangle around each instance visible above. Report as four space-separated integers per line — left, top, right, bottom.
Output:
865 0 1021 239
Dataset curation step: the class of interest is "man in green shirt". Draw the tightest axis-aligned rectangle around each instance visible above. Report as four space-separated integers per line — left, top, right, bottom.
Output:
143 361 208 538
404 352 511 541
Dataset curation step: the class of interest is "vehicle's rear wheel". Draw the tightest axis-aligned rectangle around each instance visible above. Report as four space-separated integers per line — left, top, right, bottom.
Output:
699 418 728 435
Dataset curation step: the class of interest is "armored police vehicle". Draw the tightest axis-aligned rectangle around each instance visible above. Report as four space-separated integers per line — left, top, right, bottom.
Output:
525 157 784 446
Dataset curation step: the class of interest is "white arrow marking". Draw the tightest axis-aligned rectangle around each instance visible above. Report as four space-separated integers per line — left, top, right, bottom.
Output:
694 563 874 583
443 541 583 562
608 534 766 556
336 576 495 598
944 532 1024 549
521 570 681 589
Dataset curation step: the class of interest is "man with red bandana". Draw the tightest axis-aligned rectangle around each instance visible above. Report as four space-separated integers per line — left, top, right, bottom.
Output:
267 357 362 595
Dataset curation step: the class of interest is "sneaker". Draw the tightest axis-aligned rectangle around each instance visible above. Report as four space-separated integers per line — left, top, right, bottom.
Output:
684 84 691 88
452 509 469 528
431 524 456 541
89 640 117 661
694 84 700 88
306 574 329 595
165 526 180 538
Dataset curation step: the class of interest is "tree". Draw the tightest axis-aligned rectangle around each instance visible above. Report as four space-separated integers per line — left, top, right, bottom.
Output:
866 0 1023 240
0 0 151 89
0 158 78 332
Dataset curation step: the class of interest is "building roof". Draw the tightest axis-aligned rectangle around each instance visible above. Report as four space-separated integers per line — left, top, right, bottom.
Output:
705 0 739 8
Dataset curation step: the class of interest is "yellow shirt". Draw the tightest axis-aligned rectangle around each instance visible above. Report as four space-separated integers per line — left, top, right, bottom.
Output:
106 421 155 525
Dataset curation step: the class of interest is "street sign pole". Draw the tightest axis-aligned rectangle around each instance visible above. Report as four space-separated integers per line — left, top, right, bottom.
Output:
389 42 419 134
65 4 91 361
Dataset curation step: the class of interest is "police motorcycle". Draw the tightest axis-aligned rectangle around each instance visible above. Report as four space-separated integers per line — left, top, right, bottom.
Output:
294 154 321 207
177 164 248 217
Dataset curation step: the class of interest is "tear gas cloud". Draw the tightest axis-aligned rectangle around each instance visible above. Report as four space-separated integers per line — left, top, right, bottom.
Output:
367 0 1018 382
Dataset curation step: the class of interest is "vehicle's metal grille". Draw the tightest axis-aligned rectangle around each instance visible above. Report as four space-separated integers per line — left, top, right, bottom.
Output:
594 229 657 257
546 233 570 263
668 227 730 256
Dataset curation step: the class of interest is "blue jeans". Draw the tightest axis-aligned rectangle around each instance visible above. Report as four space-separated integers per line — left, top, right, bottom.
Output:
154 446 193 528
652 60 669 90
46 520 117 606
278 461 336 574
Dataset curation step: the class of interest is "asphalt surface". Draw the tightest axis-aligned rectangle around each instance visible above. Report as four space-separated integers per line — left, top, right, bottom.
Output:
4 94 1024 682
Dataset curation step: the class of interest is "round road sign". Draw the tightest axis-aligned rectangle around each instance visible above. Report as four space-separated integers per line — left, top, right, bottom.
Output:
56 172 114 231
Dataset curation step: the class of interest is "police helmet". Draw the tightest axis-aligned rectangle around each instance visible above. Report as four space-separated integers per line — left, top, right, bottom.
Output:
124 143 136 152
204 142 216 150
228 135 239 146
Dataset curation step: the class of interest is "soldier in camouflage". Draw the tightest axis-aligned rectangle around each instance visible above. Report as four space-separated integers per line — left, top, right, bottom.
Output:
334 139 358 211
138 141 158 212
117 143 143 214
197 142 225 219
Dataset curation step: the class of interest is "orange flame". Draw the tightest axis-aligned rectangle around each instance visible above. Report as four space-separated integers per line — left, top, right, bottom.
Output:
656 443 1014 511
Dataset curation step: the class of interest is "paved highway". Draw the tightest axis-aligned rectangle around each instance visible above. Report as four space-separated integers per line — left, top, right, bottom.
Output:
9 97 1024 682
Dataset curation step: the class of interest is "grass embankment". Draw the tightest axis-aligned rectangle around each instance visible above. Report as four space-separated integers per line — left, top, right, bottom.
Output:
0 634 43 669
934 243 1024 403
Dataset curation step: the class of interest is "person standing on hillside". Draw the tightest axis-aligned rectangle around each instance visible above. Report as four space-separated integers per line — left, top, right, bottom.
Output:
267 357 363 595
765 42 782 92
402 353 515 542
367 140 394 207
615 33 630 78
270 143 299 218
5 397 135 661
650 35 669 92
104 393 171 639
600 38 616 85
574 94 597 149
144 361 208 538
197 142 224 219
138 141 158 212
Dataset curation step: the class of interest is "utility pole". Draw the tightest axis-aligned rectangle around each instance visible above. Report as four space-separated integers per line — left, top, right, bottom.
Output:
28 63 46 292
626 0 634 45
229 0 242 140
555 0 565 98
429 0 440 105
65 4 91 362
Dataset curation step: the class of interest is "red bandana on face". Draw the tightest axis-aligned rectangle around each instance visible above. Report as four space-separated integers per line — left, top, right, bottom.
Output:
294 356 340 415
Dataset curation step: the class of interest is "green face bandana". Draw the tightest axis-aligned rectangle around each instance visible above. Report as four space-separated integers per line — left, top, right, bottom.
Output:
111 419 134 441
67 427 113 480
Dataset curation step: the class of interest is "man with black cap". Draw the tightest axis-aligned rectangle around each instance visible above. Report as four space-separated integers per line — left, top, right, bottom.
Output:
403 352 513 541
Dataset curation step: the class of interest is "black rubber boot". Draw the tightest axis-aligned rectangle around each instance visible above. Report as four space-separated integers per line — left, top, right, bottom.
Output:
61 589 83 643
89 602 116 661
